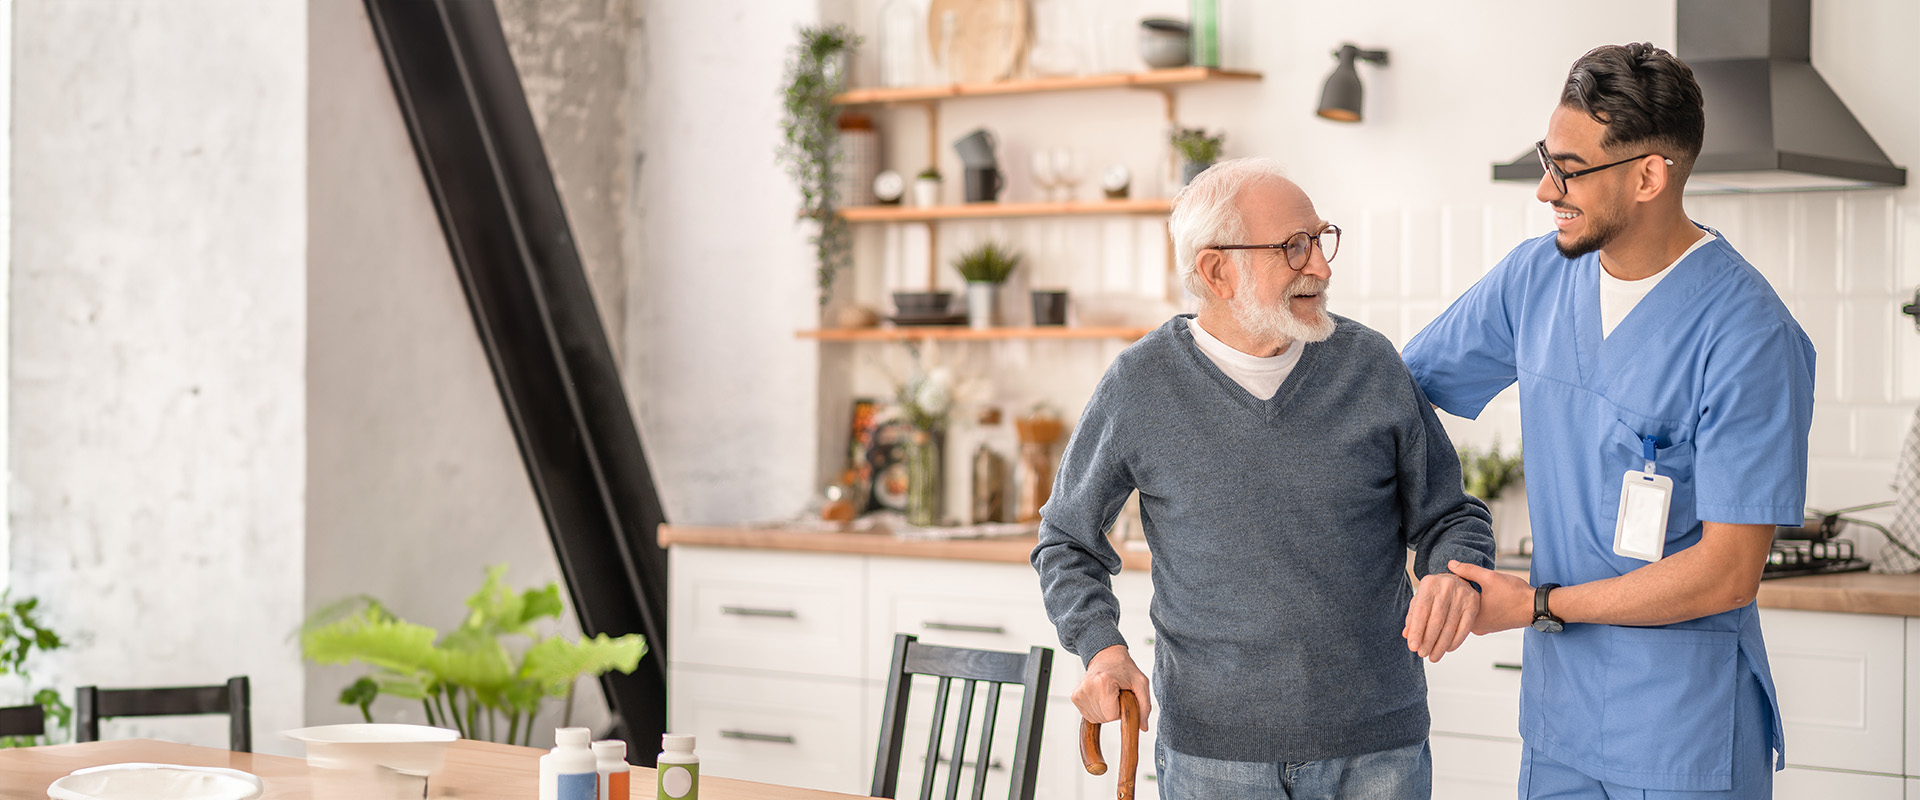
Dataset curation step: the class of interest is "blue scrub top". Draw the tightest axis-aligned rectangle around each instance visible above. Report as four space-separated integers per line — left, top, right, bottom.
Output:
1403 228 1814 792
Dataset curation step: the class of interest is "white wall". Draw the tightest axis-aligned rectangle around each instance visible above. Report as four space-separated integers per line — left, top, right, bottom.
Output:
630 0 823 524
304 0 608 744
10 0 307 750
651 0 1919 541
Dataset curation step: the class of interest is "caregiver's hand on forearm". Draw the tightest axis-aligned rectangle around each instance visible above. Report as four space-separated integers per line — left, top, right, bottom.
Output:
1448 560 1534 634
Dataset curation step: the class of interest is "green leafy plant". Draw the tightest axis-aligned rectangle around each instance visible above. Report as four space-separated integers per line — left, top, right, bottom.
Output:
953 241 1021 284
1458 440 1525 501
778 24 862 307
916 166 941 181
1170 127 1225 164
0 592 70 748
301 565 645 746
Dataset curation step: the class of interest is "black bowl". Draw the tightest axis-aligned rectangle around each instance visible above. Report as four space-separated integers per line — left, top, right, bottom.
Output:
892 291 954 315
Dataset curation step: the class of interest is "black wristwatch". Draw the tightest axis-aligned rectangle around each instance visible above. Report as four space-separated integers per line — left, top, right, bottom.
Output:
1532 583 1565 633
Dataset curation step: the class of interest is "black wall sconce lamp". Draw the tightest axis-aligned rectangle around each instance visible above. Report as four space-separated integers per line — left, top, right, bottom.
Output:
1316 44 1390 122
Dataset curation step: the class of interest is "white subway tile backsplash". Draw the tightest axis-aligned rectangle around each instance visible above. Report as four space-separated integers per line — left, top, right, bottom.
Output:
1840 300 1895 403
1796 299 1842 403
1440 205 1484 299
1134 219 1167 298
1792 194 1844 296
1900 328 1920 402
1359 207 1401 300
1097 218 1134 292
1857 406 1917 460
1808 406 1855 459
1740 193 1794 291
1692 196 1744 245
1843 192 1897 295
1399 300 1443 351
1806 457 1901 511
1485 204 1535 274
1402 208 1441 299
1901 201 1920 287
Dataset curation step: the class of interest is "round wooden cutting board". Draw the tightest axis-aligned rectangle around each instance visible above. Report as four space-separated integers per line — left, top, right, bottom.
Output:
927 0 1028 84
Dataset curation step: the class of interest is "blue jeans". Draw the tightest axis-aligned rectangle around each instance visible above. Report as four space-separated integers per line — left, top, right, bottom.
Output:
1157 737 1432 800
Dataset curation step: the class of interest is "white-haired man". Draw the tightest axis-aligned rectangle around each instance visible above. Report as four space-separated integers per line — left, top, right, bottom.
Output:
1032 158 1495 800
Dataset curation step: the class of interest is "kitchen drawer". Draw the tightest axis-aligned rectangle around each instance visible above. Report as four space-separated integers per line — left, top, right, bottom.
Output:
1430 734 1521 800
670 666 869 794
1762 608 1904 776
869 557 1074 692
1775 766 1903 799
670 546 866 679
1425 628 1524 739
863 677 1082 800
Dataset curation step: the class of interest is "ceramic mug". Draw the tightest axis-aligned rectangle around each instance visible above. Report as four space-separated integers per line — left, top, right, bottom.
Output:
963 167 1005 203
953 128 999 168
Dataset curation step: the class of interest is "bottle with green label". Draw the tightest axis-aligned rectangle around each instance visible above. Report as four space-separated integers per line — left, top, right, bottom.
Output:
657 733 699 800
1190 0 1219 68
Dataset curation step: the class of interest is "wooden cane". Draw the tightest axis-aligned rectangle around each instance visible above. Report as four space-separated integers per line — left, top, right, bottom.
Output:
1078 689 1140 800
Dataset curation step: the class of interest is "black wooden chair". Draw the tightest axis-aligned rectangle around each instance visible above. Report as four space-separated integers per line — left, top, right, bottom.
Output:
0 704 46 739
871 633 1053 800
75 676 251 752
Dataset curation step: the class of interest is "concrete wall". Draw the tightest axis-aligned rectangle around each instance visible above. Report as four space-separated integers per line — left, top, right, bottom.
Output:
9 0 307 750
303 0 609 744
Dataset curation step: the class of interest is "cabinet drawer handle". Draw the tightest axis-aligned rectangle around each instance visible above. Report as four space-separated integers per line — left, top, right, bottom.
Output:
720 729 796 744
922 621 1006 635
1492 662 1523 671
721 606 797 619
930 753 1005 772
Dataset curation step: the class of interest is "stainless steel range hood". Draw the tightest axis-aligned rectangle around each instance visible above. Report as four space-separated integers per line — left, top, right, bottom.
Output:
1492 0 1906 193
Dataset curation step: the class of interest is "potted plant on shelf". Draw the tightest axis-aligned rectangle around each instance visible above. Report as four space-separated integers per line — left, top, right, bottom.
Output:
1459 440 1526 554
0 591 69 748
953 241 1021 330
1171 126 1225 186
301 565 645 745
913 166 942 208
778 24 862 308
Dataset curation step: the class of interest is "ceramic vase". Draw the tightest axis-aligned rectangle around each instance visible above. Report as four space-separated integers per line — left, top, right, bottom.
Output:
966 282 998 330
913 178 941 208
1180 159 1213 187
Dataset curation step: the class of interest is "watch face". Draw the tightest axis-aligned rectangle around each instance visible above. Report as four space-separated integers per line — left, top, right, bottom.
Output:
1101 163 1131 191
873 169 905 202
1531 617 1563 633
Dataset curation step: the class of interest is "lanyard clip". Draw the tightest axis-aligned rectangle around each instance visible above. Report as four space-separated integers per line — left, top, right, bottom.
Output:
1641 435 1658 475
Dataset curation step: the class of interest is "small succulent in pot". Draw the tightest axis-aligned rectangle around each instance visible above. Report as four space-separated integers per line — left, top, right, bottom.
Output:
1171 127 1226 186
953 241 1021 284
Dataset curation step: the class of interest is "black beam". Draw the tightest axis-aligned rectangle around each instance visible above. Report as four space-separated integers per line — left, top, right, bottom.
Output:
360 0 669 761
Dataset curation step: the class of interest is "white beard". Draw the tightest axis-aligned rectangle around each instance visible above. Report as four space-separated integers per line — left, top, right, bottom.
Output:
1231 271 1336 345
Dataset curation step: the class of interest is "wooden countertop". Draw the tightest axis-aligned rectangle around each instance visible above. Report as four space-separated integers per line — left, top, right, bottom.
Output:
659 524 1920 617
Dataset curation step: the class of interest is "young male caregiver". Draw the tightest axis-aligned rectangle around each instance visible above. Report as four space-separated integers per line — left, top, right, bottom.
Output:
1403 43 1814 798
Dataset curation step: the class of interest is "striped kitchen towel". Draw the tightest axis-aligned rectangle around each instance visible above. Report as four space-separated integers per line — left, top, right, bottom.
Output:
1879 404 1920 573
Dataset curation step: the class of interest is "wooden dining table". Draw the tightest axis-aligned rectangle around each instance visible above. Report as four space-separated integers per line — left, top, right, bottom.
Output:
0 739 880 799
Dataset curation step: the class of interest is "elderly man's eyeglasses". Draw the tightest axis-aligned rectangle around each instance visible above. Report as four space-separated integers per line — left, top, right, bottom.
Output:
1205 225 1340 272
1535 140 1673 195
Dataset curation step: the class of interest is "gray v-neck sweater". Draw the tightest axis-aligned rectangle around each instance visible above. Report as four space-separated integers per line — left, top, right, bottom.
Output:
1032 314 1495 763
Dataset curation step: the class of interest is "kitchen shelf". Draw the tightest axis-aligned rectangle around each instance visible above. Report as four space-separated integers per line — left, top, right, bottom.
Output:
832 66 1263 106
799 326 1153 342
840 198 1171 223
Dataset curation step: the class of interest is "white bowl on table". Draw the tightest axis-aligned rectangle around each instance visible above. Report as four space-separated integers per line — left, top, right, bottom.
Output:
47 763 263 800
282 723 459 776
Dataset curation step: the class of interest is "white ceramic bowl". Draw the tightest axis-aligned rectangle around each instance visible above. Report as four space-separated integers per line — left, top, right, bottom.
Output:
48 763 263 800
282 723 459 776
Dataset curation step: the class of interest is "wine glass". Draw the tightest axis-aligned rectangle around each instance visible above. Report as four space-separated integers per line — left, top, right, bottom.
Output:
1050 148 1085 202
1030 150 1060 203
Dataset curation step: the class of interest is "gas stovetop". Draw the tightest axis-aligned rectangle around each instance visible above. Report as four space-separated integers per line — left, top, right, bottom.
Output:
1762 538 1870 580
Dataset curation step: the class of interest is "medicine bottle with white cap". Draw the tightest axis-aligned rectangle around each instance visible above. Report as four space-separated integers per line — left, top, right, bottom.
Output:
656 733 699 800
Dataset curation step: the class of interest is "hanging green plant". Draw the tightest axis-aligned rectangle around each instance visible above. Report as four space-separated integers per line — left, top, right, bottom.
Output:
778 24 862 307
0 591 70 748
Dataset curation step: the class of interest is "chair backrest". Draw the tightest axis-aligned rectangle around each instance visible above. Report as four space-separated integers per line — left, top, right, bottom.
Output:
75 676 251 752
0 704 46 739
871 633 1052 800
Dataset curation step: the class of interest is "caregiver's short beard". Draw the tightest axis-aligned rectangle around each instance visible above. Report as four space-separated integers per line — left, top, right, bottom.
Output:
1231 265 1336 345
1553 200 1628 259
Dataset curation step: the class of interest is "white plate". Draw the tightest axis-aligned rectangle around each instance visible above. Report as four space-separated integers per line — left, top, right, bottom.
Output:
48 762 262 800
282 723 459 776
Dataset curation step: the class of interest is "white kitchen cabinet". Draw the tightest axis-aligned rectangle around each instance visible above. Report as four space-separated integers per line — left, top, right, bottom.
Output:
1762 608 1906 776
669 666 869 793
1907 776 1920 800
1425 627 1525 740
867 556 1085 694
1908 617 1920 777
669 546 867 679
1775 766 1904 799
1430 734 1521 800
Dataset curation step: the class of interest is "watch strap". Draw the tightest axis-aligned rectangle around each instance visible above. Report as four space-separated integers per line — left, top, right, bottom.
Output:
1534 583 1562 622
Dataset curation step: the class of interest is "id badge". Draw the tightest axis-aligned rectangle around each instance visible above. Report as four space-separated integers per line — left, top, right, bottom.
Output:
1613 469 1673 562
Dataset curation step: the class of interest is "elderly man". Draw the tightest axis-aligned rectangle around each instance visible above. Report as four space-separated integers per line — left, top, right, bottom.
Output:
1032 157 1495 800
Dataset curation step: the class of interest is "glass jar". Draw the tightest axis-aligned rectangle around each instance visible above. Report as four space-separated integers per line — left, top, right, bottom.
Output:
906 427 943 527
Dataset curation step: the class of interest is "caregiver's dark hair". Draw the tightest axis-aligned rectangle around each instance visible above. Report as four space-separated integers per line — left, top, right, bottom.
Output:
1561 43 1706 179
